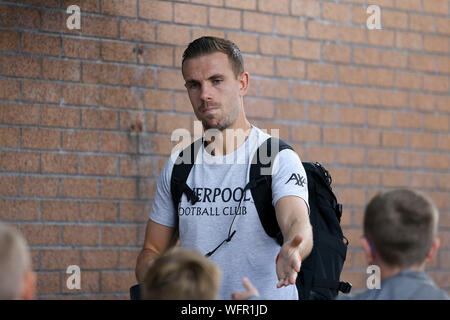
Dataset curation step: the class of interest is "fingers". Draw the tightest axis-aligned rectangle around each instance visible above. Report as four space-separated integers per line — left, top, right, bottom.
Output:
242 277 256 293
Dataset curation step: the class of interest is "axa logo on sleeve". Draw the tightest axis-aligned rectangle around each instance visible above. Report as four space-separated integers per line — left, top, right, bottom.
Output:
285 173 307 187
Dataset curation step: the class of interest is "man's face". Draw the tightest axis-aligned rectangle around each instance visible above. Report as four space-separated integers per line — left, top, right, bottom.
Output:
182 52 245 131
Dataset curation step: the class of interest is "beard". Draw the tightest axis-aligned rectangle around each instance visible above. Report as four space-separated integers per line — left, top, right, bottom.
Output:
200 103 240 131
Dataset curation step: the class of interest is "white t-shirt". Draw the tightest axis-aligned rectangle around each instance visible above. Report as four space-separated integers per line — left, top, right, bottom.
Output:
150 126 309 300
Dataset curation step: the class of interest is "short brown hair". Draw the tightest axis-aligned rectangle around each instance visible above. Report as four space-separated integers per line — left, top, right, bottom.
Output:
364 189 439 268
142 247 221 300
182 36 244 78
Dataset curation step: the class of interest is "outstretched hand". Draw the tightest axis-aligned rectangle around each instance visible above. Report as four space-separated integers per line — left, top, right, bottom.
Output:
276 235 303 288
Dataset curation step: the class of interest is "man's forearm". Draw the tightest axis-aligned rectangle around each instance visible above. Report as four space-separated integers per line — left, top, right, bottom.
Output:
135 248 159 283
284 218 313 260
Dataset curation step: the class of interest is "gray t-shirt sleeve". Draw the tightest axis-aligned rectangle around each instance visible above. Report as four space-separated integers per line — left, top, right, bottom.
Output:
149 157 177 228
271 149 309 211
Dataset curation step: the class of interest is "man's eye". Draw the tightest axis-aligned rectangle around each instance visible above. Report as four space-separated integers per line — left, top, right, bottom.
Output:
213 79 222 85
188 83 199 89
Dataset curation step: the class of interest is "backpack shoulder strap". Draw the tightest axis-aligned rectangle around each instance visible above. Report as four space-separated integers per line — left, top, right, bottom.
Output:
248 137 294 241
170 139 203 221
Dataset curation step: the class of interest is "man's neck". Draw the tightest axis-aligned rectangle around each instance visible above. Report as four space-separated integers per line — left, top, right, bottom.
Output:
204 122 252 156
376 260 426 281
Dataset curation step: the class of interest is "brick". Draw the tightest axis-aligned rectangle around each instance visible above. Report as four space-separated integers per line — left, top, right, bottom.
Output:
354 48 380 66
367 69 394 88
367 30 394 47
351 128 381 146
411 173 436 189
142 45 173 67
259 79 290 99
409 14 436 33
437 57 450 74
120 20 155 42
351 88 380 106
424 35 448 54
323 44 351 63
102 87 138 109
353 169 380 187
423 114 448 132
291 125 320 143
120 156 157 178
410 133 437 150
307 63 335 82
409 54 436 72
242 98 274 120
102 41 136 63
0 151 40 172
81 155 118 176
0 200 39 221
62 38 100 59
157 69 185 90
243 56 274 77
292 83 320 102
62 270 100 294
291 0 320 18
22 225 60 246
308 105 336 123
306 146 336 164
337 25 366 44
337 147 365 166
322 2 351 22
438 174 450 190
367 109 394 128
338 66 366 85
42 59 81 82
308 21 336 41
243 12 274 33
327 167 351 186
437 134 450 151
174 3 207 26
63 84 100 106
383 10 408 29
437 17 450 35
379 90 408 108
80 201 117 222
424 75 449 93
0 79 19 100
4 40 34 68
139 0 172 21
436 96 449 113
100 178 136 199
396 112 422 129
382 131 408 147
61 0 100 12
156 113 192 134
81 249 118 269
81 109 118 130
82 16 118 39
409 93 436 112
424 154 448 170
396 32 423 50
102 0 136 17
276 16 305 37
62 131 98 151
323 127 351 144
0 127 19 148
22 128 60 150
36 272 59 295
41 249 79 270
260 36 290 56
367 149 394 167
62 225 99 246
119 201 148 223
41 201 79 221
397 151 423 169
276 102 305 121
22 81 61 104
140 135 172 155
120 65 154 88
423 0 448 14
337 106 365 125
0 5 39 28
396 71 423 90
41 153 78 174
101 271 135 292
118 249 140 268
83 62 119 85
380 51 408 69
156 24 191 46
323 86 351 104
258 0 289 14
226 33 258 54
225 0 256 9
337 188 366 206
0 30 19 51
101 132 138 154
61 178 98 198
275 59 305 79
101 226 138 246
22 33 60 56
292 39 320 60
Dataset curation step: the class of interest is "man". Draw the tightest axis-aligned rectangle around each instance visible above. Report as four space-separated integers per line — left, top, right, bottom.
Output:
339 189 448 300
136 37 312 299
0 222 36 300
142 247 221 300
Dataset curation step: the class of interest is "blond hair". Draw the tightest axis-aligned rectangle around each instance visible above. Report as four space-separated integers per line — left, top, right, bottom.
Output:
0 223 31 299
142 247 221 300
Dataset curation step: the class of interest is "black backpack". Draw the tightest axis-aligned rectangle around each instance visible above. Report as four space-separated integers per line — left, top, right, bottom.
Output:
170 137 351 300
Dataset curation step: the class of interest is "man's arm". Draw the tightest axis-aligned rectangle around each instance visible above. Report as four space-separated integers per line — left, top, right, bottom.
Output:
135 219 177 283
274 195 313 288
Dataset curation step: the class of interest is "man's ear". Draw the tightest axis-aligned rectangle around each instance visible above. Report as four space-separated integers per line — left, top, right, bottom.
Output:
361 237 376 264
20 271 36 300
425 238 440 263
238 72 249 96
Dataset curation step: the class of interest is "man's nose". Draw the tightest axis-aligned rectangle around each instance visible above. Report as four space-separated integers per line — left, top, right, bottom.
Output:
200 83 213 102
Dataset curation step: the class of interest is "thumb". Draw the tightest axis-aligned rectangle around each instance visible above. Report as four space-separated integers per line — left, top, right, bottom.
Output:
290 235 303 248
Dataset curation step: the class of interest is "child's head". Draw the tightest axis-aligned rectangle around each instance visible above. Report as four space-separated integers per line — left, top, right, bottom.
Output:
363 189 440 269
142 247 221 300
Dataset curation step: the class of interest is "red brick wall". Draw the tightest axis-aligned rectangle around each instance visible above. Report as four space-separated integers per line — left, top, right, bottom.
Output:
0 0 448 299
